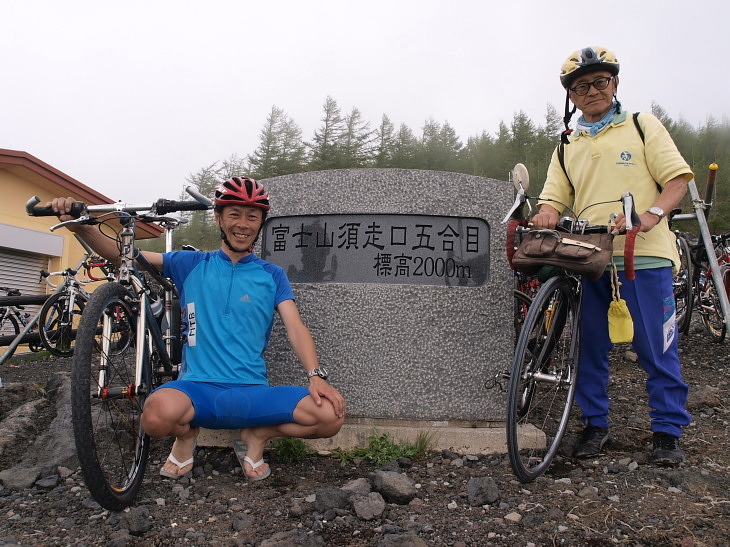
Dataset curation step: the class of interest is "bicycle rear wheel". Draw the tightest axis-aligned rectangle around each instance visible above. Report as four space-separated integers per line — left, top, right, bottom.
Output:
71 282 150 511
697 267 726 343
0 313 20 358
38 292 86 357
673 234 693 334
506 276 579 482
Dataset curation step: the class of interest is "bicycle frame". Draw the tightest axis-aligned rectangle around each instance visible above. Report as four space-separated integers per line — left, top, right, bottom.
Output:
121 215 179 383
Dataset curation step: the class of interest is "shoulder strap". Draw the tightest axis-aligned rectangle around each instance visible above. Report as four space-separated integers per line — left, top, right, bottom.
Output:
558 142 568 182
632 112 645 143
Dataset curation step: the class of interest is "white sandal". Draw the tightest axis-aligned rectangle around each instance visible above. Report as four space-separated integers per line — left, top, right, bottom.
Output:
159 452 194 479
233 439 271 481
243 455 271 481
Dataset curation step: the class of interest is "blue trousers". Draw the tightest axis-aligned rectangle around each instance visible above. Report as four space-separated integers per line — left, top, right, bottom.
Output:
576 267 691 437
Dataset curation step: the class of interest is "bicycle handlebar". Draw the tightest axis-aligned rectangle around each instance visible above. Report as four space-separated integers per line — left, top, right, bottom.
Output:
508 190 639 279
25 196 210 218
25 186 212 220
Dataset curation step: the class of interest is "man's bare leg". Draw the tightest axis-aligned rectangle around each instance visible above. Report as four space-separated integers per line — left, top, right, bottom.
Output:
141 388 198 476
238 396 344 478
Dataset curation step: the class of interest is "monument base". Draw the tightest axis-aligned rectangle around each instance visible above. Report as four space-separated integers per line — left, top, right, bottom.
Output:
196 418 521 455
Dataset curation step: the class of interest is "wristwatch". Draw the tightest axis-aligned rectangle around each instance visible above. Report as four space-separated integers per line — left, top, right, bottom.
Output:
647 206 665 220
307 367 329 380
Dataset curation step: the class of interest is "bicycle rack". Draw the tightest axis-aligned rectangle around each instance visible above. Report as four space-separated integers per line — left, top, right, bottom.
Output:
671 164 730 329
0 234 99 365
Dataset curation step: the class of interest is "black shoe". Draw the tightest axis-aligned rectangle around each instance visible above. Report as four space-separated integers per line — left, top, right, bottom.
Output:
652 432 684 466
573 426 610 458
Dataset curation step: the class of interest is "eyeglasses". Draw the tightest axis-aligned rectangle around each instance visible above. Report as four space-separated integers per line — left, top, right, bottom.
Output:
569 76 615 96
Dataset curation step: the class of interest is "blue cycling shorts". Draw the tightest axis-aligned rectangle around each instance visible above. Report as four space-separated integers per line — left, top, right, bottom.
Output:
155 381 310 429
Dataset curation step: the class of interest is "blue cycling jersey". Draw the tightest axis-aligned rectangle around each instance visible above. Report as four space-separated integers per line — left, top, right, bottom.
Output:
162 249 294 384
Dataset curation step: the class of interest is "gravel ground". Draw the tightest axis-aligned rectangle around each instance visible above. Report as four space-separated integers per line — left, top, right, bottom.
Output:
0 315 728 546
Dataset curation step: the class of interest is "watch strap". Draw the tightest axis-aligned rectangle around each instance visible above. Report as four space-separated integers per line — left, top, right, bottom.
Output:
307 367 328 380
647 206 665 219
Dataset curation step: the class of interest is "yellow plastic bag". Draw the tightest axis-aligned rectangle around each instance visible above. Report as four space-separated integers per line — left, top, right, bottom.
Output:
608 262 634 343
608 298 634 343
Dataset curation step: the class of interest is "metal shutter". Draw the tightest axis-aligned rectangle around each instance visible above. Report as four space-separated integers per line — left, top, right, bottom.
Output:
0 247 49 316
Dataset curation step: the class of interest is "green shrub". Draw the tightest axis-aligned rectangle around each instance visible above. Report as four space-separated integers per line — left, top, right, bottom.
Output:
330 429 435 467
271 438 314 463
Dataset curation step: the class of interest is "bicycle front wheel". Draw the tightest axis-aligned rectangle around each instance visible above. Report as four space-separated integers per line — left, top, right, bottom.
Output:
72 282 150 511
38 292 86 357
506 276 579 482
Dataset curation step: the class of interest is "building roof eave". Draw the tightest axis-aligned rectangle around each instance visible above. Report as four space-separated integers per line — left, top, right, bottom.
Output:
0 148 163 238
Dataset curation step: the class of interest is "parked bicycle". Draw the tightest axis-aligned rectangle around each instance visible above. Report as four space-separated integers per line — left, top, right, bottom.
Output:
668 163 730 341
691 231 730 342
0 286 44 357
26 189 210 510
36 258 115 357
505 164 542 342
669 226 694 335
501 188 638 482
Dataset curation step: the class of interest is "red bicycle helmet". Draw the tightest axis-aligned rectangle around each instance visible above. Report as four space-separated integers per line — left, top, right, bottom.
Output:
214 177 270 210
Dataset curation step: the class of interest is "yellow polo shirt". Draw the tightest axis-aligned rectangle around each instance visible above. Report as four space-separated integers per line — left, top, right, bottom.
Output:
539 110 693 265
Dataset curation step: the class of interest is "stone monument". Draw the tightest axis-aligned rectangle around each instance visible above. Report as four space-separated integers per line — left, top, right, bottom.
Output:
201 168 513 453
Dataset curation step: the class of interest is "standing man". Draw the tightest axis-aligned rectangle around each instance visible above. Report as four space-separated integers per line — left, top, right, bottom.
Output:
50 176 345 481
531 46 692 465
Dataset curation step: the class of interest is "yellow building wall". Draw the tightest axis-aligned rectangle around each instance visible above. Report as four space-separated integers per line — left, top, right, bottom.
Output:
1 151 162 296
2 168 92 286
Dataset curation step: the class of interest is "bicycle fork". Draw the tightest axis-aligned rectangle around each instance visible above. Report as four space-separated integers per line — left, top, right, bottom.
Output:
528 291 577 386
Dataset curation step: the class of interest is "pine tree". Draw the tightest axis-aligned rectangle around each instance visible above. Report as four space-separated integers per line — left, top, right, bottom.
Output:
374 114 396 167
391 123 419 168
247 106 306 178
340 107 375 167
307 96 346 171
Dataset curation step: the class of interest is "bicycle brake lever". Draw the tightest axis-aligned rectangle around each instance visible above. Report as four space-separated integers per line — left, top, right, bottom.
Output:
622 192 641 230
502 188 527 224
49 216 95 232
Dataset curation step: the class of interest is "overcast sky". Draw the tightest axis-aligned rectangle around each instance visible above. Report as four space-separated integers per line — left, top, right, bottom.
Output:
3 0 728 205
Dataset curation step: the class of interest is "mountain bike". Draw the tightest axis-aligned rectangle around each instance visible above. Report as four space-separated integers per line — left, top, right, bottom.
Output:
26 189 210 510
692 232 730 342
502 189 638 482
0 287 44 358
36 258 115 357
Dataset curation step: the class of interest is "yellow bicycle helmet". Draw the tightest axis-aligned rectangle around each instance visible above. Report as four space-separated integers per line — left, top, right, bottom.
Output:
559 46 619 89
